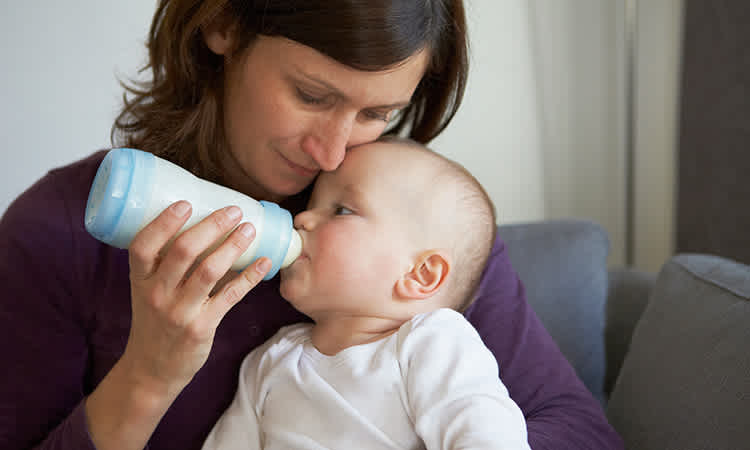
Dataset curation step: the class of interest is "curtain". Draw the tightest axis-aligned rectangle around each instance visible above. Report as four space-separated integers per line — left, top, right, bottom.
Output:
676 0 750 264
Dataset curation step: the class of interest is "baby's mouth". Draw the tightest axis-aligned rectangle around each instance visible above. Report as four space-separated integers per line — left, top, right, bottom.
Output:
283 252 308 272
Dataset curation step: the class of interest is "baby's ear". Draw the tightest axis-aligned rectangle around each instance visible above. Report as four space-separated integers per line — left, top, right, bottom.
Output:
394 250 451 300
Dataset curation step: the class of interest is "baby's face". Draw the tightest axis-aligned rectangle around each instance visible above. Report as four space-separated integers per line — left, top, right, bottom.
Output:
279 142 419 319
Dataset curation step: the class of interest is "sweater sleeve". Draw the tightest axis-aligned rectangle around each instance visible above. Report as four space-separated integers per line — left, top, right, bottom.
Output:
0 166 98 450
400 309 531 450
465 236 624 450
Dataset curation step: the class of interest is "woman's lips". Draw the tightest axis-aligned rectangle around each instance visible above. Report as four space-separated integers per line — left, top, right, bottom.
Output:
280 153 318 177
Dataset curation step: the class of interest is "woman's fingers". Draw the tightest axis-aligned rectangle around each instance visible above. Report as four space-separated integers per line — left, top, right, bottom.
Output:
178 221 257 304
122 203 268 397
129 200 193 280
157 205 244 288
203 257 271 326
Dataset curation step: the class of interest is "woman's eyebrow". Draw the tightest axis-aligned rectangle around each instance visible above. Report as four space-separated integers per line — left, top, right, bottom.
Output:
292 66 412 110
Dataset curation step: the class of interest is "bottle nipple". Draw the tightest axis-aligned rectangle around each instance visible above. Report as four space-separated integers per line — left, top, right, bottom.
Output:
281 230 302 268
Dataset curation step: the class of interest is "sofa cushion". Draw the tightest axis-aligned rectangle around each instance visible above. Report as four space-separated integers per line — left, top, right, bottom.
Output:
604 267 656 398
499 219 609 404
606 254 750 450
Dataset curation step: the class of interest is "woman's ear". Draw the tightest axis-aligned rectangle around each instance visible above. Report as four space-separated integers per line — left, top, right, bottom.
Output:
394 251 451 300
202 14 236 56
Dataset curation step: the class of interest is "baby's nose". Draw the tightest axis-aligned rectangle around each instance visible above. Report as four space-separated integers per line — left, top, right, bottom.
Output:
293 210 315 231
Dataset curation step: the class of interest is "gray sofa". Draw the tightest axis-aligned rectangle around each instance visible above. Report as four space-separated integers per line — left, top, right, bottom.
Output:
498 219 749 450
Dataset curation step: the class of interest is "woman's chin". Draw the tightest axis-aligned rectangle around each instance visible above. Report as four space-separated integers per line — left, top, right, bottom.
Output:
270 173 317 200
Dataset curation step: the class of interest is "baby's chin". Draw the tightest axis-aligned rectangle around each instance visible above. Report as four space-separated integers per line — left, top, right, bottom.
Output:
278 273 298 304
279 263 294 282
279 281 318 319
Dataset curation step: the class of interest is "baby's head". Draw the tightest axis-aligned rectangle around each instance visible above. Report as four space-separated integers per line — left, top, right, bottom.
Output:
280 136 496 321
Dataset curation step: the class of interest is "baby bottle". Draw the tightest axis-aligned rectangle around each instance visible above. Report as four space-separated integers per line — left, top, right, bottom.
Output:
84 148 302 280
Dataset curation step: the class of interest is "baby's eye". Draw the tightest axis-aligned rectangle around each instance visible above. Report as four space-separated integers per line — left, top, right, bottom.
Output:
334 205 354 216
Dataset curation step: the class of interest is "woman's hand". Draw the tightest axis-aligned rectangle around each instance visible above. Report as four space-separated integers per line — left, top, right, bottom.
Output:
85 200 270 450
125 200 269 393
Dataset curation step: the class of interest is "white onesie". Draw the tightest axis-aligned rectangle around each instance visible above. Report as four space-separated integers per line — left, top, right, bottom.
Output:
202 308 530 450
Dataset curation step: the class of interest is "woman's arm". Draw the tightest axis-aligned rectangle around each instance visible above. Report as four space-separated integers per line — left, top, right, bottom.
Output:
0 157 269 450
466 236 624 450
0 167 99 449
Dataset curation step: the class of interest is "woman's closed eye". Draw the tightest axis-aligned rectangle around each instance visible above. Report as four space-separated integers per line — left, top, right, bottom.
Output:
296 87 328 105
363 109 391 122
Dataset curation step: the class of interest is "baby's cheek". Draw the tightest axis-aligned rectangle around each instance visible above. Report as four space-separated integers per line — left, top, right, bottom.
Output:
316 228 350 260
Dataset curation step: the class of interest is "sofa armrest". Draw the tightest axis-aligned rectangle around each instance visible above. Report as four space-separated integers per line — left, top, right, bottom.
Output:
499 219 609 404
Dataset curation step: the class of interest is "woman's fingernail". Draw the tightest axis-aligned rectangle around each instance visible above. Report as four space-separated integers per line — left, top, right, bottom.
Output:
226 206 242 220
256 258 271 273
238 223 255 238
172 201 190 217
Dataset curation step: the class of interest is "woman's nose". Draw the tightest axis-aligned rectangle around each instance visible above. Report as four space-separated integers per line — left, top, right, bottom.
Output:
301 114 354 171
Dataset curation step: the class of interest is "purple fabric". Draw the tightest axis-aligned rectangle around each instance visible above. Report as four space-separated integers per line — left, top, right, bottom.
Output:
0 151 623 450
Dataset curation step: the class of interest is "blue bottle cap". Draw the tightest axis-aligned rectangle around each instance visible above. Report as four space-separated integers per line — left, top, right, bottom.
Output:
255 200 293 280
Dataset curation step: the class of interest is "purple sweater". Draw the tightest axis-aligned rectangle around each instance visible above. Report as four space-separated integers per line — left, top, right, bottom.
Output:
0 151 623 450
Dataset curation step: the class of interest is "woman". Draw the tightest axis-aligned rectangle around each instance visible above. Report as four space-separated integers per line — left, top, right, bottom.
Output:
0 1 623 449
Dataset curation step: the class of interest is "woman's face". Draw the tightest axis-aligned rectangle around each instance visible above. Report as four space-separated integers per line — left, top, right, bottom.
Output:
209 34 429 202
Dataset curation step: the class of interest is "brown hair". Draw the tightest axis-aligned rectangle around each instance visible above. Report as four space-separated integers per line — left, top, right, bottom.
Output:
112 0 469 184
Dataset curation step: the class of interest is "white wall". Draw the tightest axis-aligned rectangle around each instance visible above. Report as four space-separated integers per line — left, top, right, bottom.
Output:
0 1 682 272
434 0 547 226
433 0 628 264
433 0 682 271
0 1 153 212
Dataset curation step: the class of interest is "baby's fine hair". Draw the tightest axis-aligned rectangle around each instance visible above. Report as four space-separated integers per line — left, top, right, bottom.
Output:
380 136 497 311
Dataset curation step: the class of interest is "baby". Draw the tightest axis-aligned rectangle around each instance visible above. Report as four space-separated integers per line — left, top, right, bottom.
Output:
203 137 530 449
